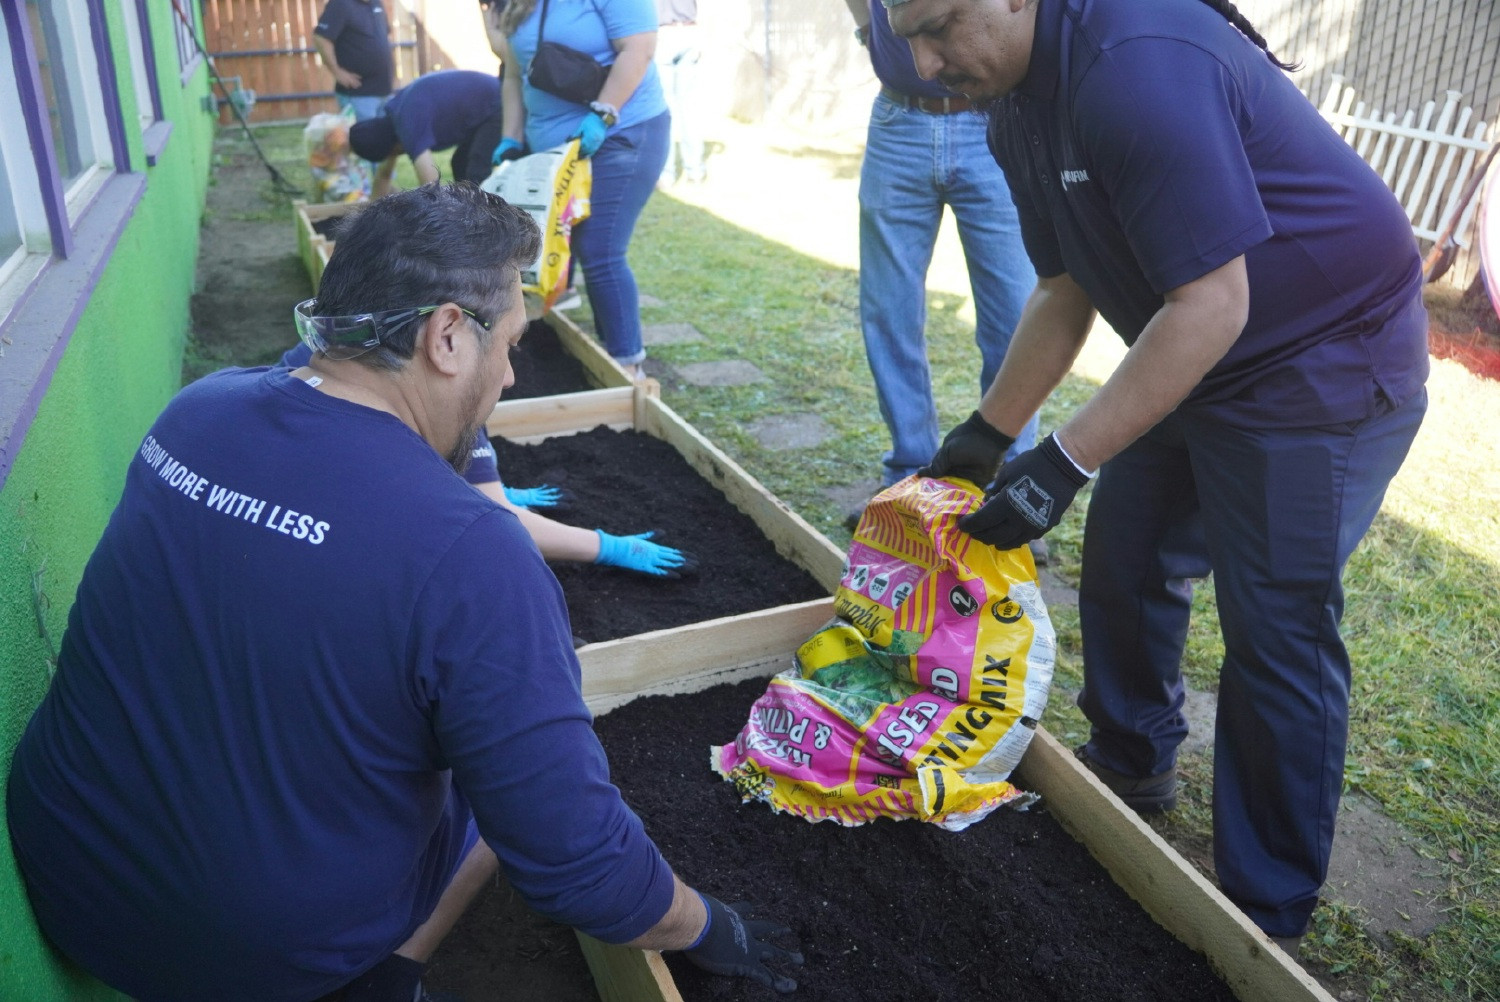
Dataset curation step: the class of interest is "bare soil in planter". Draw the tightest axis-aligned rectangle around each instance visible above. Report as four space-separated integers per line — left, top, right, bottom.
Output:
507 318 595 399
490 426 827 643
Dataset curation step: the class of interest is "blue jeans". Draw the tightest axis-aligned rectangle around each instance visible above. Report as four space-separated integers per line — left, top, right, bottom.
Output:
336 94 388 122
573 112 671 365
656 24 704 182
858 92 1037 486
1076 389 1426 936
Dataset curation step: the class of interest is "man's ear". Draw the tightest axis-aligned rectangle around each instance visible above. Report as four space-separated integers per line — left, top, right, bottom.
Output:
418 304 471 377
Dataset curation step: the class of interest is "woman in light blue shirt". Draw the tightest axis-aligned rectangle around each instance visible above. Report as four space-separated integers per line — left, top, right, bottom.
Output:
486 0 670 375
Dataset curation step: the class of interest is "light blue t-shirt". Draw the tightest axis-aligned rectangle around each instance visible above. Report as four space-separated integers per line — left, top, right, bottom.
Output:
511 0 667 151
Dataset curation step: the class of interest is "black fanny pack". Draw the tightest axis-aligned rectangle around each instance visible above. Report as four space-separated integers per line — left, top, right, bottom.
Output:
527 0 609 105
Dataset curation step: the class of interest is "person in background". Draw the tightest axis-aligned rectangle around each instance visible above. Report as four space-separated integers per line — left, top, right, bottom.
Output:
6 184 801 1002
842 0 1043 559
349 69 505 198
276 337 694 578
901 0 1429 953
656 0 706 185
485 0 670 378
313 0 395 122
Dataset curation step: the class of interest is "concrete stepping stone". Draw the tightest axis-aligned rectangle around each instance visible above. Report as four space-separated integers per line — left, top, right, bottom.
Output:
642 322 704 346
748 413 835 451
674 359 764 386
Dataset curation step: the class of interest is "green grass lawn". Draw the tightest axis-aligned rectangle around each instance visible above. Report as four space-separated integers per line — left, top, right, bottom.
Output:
205 119 1500 1001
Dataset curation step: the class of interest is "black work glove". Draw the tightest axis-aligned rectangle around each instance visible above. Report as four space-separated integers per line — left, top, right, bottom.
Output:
917 410 1016 488
958 433 1091 550
683 894 803 994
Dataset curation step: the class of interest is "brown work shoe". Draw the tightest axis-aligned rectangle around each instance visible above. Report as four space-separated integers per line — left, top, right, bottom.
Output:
1073 745 1178 813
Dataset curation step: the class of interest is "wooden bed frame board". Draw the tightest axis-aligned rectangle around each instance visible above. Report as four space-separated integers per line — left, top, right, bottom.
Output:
576 649 1335 1002
292 200 358 291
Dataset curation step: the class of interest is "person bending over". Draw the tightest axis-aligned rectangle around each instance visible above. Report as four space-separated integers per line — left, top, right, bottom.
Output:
7 184 800 1002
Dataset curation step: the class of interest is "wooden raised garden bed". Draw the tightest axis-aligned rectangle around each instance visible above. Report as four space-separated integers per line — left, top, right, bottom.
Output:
466 387 1333 1002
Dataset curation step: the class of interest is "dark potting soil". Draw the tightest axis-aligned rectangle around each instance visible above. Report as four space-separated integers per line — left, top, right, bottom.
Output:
310 216 344 240
608 678 1239 1002
491 426 828 643
507 318 595 399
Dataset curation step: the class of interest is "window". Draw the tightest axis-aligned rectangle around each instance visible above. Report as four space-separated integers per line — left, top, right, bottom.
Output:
0 16 52 300
171 0 200 79
119 0 160 131
24 0 113 215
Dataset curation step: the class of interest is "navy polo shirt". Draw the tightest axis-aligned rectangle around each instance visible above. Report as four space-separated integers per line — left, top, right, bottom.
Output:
279 341 501 486
386 70 502 158
990 0 1428 426
315 0 393 98
6 368 673 1001
866 0 951 100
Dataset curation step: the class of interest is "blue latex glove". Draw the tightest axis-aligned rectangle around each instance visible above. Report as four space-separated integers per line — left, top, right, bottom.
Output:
571 112 608 158
595 530 697 578
491 137 525 165
503 484 573 510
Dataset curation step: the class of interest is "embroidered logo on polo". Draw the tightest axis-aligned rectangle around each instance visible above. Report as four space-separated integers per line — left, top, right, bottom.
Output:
1060 168 1091 190
1006 476 1053 527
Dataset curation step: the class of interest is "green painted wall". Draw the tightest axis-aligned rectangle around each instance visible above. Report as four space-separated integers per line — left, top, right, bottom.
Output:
0 1 216 997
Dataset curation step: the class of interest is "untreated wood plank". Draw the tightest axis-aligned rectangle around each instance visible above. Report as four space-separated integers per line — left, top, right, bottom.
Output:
579 601 831 715
485 386 635 441
1014 727 1335 1002
575 935 682 1002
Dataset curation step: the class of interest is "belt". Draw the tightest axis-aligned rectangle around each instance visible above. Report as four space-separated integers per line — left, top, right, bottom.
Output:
880 86 972 115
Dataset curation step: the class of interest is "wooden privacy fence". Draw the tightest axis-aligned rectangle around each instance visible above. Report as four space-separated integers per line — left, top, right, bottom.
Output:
200 0 433 123
1319 73 1495 250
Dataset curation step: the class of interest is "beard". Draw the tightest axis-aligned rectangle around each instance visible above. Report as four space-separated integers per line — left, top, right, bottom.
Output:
444 373 492 474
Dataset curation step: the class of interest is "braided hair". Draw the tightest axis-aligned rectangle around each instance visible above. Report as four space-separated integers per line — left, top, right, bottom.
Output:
1196 0 1300 71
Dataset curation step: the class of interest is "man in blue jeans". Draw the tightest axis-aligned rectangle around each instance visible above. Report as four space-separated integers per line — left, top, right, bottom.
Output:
844 0 1039 511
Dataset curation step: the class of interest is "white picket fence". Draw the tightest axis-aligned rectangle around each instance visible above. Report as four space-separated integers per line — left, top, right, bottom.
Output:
1318 74 1494 248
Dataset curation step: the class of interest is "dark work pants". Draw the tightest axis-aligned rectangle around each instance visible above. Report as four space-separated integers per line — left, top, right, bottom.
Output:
452 108 505 186
1076 388 1426 936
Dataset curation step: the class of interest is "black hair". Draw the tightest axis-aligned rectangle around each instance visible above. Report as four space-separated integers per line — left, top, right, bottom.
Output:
1195 0 1299 71
313 183 541 371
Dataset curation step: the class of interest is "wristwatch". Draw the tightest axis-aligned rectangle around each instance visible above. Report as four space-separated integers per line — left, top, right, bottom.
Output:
589 101 619 126
854 24 869 47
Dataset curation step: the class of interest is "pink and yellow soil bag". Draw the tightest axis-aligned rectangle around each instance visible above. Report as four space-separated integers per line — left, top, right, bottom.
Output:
714 476 1055 831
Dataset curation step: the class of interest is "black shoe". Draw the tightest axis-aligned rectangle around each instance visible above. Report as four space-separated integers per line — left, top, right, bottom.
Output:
1073 745 1177 813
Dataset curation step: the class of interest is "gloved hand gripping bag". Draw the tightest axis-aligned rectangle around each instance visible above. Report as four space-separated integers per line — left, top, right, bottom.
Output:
713 476 1054 831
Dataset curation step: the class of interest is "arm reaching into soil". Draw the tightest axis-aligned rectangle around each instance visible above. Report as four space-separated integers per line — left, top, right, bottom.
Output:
626 880 803 994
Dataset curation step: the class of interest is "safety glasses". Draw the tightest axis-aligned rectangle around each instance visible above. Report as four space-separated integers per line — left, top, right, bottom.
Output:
293 299 493 360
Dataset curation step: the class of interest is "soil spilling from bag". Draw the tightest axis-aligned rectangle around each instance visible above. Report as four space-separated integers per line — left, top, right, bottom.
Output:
491 426 827 641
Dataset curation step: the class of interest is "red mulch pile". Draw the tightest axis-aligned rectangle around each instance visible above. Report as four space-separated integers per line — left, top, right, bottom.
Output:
1426 281 1500 381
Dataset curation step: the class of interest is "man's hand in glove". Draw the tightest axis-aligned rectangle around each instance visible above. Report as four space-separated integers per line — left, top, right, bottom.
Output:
595 530 698 578
683 894 803 994
502 484 573 511
918 410 1016 489
958 433 1092 550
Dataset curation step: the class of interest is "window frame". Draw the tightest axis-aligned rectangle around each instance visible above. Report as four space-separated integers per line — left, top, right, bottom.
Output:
170 0 202 84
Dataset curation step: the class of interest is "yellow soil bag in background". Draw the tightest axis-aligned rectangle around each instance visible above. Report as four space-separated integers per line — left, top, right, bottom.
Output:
714 476 1055 831
480 140 591 309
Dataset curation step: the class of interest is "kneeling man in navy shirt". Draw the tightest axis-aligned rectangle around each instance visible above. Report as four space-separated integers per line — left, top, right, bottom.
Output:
7 184 800 1001
894 0 1429 950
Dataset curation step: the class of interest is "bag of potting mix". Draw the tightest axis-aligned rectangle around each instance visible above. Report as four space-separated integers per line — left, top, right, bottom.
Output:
480 141 592 310
713 475 1055 831
304 109 370 203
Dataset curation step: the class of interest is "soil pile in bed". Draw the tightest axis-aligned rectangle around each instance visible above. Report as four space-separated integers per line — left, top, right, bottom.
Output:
491 427 828 643
507 318 595 398
607 678 1238 1002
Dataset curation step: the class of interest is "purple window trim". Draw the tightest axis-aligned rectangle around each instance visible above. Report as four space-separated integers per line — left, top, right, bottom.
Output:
143 120 173 166
2 0 73 259
86 0 133 174
0 172 148 491
179 50 203 86
134 0 164 120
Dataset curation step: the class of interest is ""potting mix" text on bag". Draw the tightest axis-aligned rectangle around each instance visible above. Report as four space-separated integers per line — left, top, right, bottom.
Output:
713 476 1055 831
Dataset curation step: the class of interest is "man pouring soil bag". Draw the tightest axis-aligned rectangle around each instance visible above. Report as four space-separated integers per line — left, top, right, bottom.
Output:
716 474 1054 830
